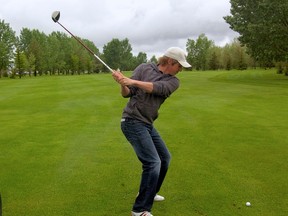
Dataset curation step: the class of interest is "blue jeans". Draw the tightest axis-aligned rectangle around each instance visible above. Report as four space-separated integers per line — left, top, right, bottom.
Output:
121 118 171 212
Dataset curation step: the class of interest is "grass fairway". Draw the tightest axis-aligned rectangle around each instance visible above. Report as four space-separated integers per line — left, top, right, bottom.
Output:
0 69 287 216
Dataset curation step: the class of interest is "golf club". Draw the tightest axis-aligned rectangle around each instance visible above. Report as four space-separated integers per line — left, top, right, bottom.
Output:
51 11 114 72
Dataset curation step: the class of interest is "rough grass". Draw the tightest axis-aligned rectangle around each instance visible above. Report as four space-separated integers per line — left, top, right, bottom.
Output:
0 69 287 216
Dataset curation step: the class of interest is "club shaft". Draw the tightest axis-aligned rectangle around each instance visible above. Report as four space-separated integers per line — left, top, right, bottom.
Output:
56 21 113 72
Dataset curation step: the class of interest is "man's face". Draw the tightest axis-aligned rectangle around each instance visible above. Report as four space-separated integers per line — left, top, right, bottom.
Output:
168 59 182 75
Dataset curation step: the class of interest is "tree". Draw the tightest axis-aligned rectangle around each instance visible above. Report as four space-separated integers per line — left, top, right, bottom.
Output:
80 38 102 73
221 39 253 70
27 53 36 76
149 55 158 64
53 32 72 75
208 51 219 70
46 32 62 75
102 38 133 71
0 19 16 77
224 0 288 67
134 52 147 68
221 44 232 70
186 34 214 70
18 28 48 76
14 48 28 78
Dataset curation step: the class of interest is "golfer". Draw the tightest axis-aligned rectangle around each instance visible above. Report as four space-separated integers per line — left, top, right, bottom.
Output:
113 47 191 216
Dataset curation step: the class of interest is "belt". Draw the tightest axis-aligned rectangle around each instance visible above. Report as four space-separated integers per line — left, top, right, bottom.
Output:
121 117 137 122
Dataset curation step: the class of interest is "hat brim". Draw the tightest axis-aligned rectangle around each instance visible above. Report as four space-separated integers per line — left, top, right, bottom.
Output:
179 61 192 68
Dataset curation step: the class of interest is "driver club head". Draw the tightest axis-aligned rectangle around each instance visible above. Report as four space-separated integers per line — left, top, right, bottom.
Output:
52 11 60 22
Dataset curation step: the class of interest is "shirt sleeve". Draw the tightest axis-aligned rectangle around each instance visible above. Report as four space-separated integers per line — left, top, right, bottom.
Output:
152 78 179 98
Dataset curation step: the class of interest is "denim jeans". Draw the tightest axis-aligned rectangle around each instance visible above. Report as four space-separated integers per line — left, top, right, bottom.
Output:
121 118 171 212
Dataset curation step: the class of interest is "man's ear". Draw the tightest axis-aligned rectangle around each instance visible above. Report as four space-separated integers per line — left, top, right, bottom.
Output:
167 58 173 65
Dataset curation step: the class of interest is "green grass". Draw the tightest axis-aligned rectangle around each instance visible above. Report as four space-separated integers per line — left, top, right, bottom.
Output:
0 70 287 216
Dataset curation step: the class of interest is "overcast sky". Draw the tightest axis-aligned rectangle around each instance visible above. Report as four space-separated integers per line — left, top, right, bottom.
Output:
1 0 238 58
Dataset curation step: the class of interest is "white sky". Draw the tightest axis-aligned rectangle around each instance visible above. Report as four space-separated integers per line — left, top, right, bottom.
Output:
0 0 239 58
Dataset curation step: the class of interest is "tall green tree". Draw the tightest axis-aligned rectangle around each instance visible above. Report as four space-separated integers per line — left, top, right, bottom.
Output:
134 52 147 68
220 39 253 70
19 28 48 75
186 34 214 70
102 38 133 71
149 55 158 64
224 0 288 66
80 38 101 73
53 32 71 75
208 49 220 70
14 48 28 78
0 19 16 77
221 44 233 70
27 53 36 76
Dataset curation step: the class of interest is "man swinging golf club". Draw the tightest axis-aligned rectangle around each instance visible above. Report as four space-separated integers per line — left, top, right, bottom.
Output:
51 11 191 215
113 47 191 216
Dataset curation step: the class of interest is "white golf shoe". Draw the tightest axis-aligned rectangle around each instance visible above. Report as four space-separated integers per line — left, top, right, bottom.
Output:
131 211 153 216
136 193 165 202
154 194 165 202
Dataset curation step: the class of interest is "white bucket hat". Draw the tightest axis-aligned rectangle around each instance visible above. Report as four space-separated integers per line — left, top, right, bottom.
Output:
164 47 191 68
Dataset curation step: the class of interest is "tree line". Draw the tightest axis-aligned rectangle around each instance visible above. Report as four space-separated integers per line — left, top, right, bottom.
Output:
1 0 288 78
0 21 254 78
0 22 147 78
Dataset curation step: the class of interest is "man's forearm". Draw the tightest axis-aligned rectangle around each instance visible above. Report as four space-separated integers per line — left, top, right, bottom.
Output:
118 77 154 95
121 85 131 97
132 80 153 93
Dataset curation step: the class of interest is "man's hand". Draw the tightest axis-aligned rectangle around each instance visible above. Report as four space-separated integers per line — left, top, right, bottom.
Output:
112 70 131 97
112 71 135 87
118 77 135 86
112 70 125 84
112 70 153 93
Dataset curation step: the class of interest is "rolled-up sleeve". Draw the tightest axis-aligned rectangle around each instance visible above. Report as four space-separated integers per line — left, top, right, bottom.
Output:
152 79 179 98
